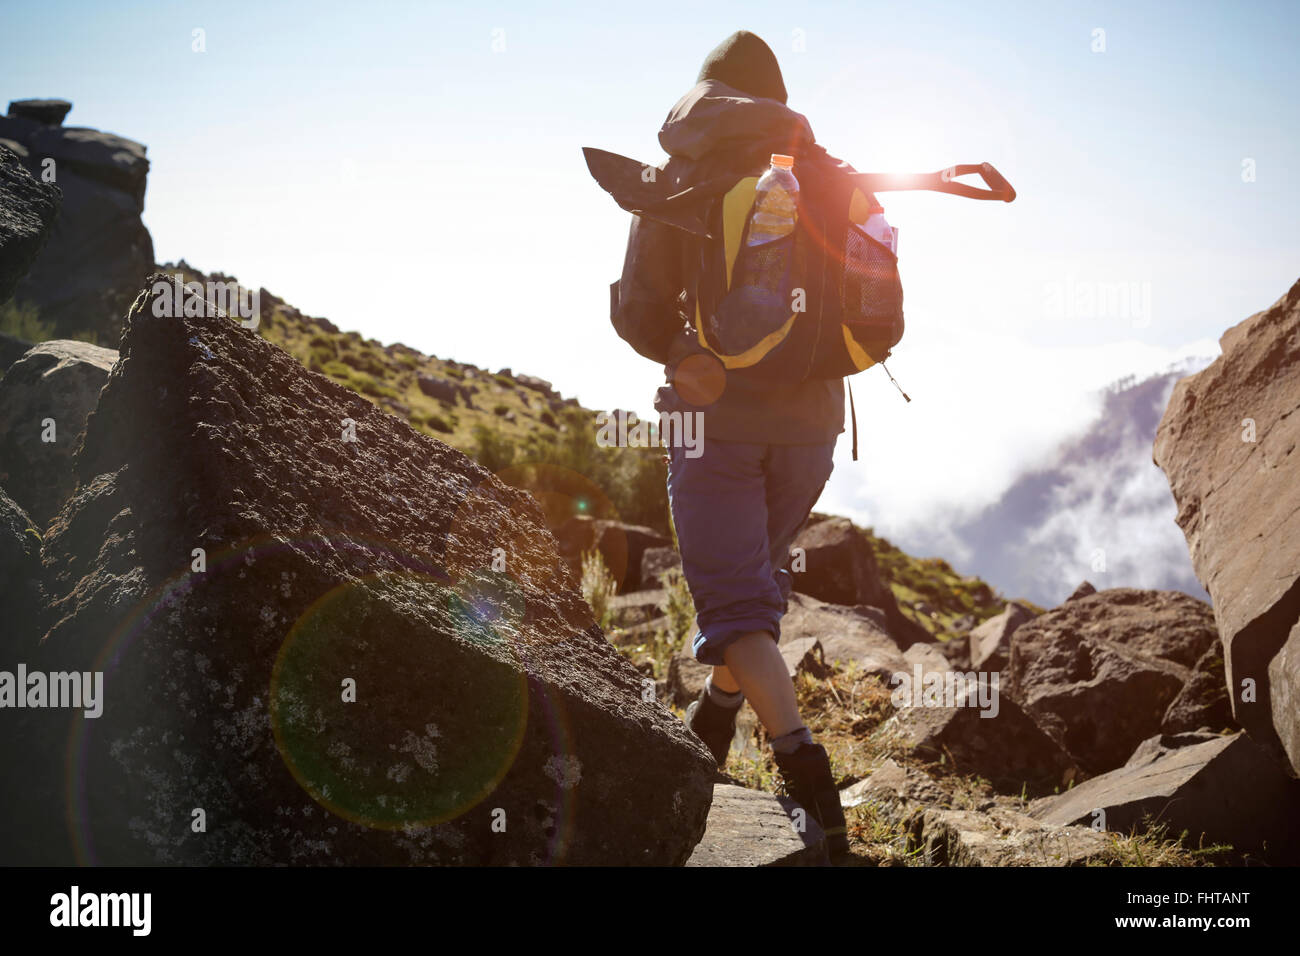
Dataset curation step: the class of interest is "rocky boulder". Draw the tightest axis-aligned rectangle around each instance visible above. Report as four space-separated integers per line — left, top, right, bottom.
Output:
685 784 829 866
639 545 681 589
416 374 473 406
0 339 117 526
1006 588 1219 774
790 516 890 607
780 593 911 680
514 374 559 400
0 100 153 341
791 517 933 648
8 99 74 126
0 487 46 646
1065 581 1096 602
1154 278 1300 773
0 144 61 305
885 683 1075 795
25 276 714 865
969 601 1035 671
1030 731 1300 862
554 515 670 593
841 759 1111 866
1161 644 1235 735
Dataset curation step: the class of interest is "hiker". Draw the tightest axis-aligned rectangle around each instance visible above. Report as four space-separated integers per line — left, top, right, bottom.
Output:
611 30 852 860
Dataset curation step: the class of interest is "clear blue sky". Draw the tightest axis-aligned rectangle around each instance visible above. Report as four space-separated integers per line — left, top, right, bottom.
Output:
4 0 1298 550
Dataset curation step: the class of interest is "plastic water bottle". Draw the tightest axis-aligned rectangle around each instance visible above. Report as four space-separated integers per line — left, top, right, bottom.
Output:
864 205 898 256
746 154 799 246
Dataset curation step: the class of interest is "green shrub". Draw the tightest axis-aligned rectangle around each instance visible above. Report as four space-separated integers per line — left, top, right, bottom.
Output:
581 548 617 631
493 403 510 416
657 566 696 643
306 345 336 371
494 373 515 387
0 300 53 341
342 348 388 377
471 424 516 472
443 366 464 380
351 373 397 399
424 414 453 434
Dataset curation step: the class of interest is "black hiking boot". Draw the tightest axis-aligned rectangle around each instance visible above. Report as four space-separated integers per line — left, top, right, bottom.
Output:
685 687 738 767
774 742 850 862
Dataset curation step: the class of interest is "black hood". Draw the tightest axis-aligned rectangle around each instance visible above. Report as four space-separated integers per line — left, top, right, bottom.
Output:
696 30 788 104
657 79 815 162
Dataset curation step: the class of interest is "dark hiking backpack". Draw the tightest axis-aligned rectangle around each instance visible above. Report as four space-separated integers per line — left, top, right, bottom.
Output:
584 144 1015 434
689 145 905 384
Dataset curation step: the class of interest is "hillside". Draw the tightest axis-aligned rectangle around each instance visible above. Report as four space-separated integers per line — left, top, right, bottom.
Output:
154 261 1028 642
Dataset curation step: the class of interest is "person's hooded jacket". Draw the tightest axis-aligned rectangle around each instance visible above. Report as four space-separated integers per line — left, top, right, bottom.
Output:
614 32 853 445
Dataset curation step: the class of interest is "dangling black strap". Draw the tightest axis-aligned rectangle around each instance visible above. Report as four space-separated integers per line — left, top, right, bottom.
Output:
881 360 911 403
848 379 859 461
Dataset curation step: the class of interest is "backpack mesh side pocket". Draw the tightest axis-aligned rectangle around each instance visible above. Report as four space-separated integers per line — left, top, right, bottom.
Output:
840 225 904 367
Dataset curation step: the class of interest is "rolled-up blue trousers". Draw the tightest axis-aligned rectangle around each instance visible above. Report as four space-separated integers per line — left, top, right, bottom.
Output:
666 438 836 667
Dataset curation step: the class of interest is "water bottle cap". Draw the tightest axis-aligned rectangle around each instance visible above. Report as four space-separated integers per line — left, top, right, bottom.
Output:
770 154 794 168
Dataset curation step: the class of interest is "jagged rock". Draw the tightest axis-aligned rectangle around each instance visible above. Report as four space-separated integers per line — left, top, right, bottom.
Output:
24 275 714 865
0 144 61 304
787 514 942 655
514 374 558 399
0 487 46 646
309 315 340 335
841 759 1108 866
380 398 411 419
0 485 67 865
1154 279 1300 773
685 784 829 866
668 634 709 707
884 684 1074 795
902 641 951 677
7 99 73 126
607 588 666 629
1269 623 1300 770
1030 731 1300 862
1006 588 1219 774
969 601 1035 671
790 516 889 608
1065 581 1096 602
937 637 971 669
416 374 470 405
781 637 828 680
1161 644 1235 734
554 515 670 593
780 593 909 681
639 545 682 588
0 339 117 526
840 758 945 810
0 102 153 340
915 805 1113 867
